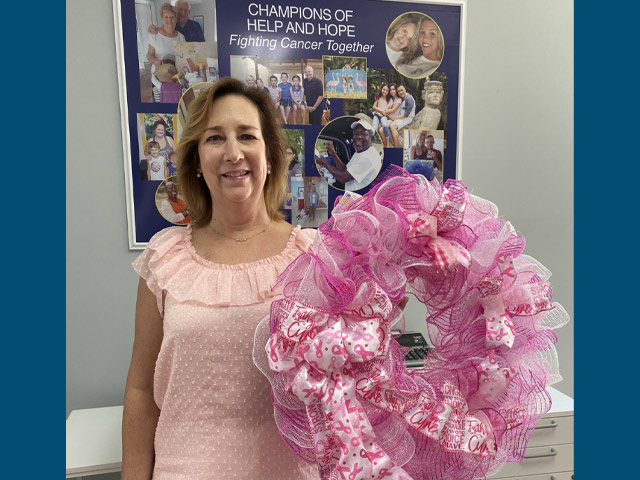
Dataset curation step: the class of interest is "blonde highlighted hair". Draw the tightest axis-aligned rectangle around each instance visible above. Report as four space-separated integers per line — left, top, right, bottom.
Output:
176 78 287 227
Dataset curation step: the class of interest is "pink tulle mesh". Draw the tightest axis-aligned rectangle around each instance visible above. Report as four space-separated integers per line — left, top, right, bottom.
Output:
253 167 569 480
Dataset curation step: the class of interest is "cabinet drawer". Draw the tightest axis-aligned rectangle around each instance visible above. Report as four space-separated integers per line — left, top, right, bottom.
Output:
528 415 573 447
491 471 573 480
490 444 573 478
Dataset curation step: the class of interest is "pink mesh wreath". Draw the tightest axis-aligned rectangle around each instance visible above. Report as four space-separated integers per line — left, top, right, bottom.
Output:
253 166 569 480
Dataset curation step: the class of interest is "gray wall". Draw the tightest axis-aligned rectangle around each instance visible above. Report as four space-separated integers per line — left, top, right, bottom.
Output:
67 0 573 427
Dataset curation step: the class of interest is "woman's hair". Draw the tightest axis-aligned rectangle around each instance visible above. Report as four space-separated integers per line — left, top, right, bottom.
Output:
375 83 391 103
414 131 428 148
400 15 444 65
176 77 288 226
159 3 177 18
152 120 167 131
386 14 419 46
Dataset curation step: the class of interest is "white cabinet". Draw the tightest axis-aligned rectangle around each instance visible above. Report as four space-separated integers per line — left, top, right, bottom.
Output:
490 386 574 480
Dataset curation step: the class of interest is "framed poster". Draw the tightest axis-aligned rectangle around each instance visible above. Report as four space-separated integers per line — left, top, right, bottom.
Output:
113 0 466 248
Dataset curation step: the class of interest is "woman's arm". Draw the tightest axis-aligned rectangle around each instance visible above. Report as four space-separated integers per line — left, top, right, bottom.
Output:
146 43 161 70
385 100 402 116
409 146 416 160
122 279 163 480
371 98 383 115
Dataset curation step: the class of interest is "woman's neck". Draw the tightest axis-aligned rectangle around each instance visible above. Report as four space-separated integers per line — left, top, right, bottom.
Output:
159 27 176 37
209 203 271 234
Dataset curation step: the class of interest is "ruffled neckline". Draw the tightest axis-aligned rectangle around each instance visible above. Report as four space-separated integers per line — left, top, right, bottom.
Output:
133 224 316 308
184 224 303 270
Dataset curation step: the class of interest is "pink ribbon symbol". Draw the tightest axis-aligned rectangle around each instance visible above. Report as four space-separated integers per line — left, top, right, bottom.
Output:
336 464 351 479
495 328 509 342
302 385 319 399
348 463 364 480
335 419 353 434
378 467 393 478
353 344 375 361
335 435 350 455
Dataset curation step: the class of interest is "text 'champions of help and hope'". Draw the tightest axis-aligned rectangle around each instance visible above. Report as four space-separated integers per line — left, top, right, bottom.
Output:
228 3 376 54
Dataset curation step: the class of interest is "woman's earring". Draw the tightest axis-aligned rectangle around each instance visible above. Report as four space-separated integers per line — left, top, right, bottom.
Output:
197 171 202 178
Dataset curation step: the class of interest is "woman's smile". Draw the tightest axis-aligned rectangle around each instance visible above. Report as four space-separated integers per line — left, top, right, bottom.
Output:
198 94 268 206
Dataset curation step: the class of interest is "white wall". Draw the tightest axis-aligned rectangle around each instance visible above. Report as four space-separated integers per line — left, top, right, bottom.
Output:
67 0 573 424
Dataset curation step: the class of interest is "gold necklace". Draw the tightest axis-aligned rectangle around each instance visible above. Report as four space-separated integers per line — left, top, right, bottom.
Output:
208 220 271 242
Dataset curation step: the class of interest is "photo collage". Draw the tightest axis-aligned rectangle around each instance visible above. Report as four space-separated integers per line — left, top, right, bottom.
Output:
122 0 457 243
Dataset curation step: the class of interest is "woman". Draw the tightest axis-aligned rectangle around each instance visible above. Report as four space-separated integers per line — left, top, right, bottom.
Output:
374 83 402 148
408 131 429 160
386 14 418 66
123 78 320 479
371 83 392 147
146 3 185 100
144 120 176 161
245 75 256 87
396 15 444 78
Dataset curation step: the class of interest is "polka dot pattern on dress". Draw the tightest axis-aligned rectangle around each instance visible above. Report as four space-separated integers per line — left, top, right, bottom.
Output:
133 226 320 479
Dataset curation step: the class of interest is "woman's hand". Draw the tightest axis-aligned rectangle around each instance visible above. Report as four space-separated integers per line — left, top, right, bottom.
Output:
398 296 409 310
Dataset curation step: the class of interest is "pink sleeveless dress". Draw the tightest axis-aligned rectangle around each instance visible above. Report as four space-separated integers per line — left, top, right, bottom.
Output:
132 225 320 480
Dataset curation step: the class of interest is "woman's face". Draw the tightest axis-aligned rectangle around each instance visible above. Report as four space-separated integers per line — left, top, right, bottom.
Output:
256 79 264 88
390 86 397 97
419 19 440 60
286 148 296 163
389 21 416 51
155 124 165 137
381 85 389 96
162 11 177 31
197 94 268 208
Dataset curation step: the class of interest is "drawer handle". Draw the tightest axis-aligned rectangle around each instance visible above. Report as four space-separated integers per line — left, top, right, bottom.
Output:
524 448 557 459
535 420 558 430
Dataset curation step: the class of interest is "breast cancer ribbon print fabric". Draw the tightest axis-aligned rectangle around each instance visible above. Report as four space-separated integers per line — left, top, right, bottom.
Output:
255 168 569 480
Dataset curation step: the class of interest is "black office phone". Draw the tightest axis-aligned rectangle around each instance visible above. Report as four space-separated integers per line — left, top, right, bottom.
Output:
394 331 431 369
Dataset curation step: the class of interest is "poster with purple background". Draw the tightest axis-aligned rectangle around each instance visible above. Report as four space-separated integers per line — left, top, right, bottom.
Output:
114 0 463 248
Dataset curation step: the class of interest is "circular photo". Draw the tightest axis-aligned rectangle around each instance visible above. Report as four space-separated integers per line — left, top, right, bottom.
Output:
314 116 384 192
155 175 191 225
386 12 444 79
